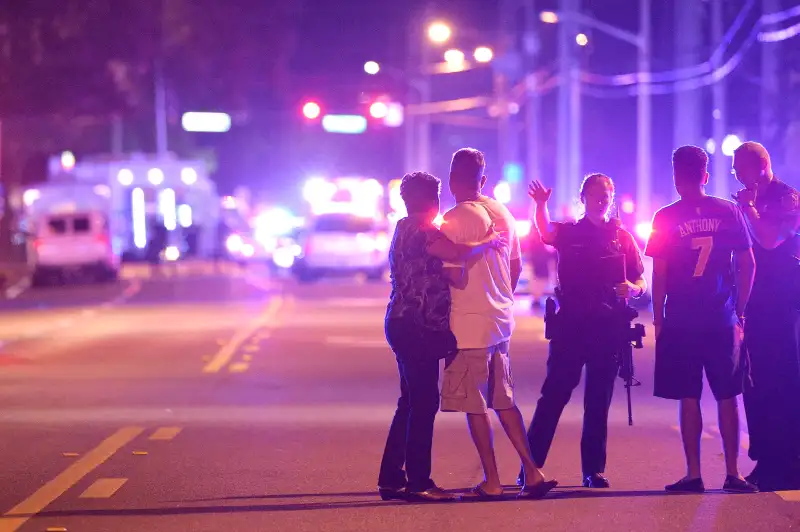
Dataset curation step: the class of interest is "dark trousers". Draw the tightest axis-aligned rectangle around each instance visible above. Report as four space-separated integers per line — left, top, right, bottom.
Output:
526 331 618 476
743 304 800 489
378 319 441 492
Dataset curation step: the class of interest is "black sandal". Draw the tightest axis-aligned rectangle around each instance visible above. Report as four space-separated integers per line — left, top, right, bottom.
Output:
459 484 505 501
518 479 559 499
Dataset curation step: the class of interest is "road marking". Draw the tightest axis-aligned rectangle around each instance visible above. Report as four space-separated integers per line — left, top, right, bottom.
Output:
45 528 67 532
670 425 713 440
149 427 182 441
61 452 79 458
79 478 127 499
242 344 259 353
326 336 387 348
776 490 800 502
229 362 249 373
132 451 148 456
0 426 142 532
242 354 253 361
5 277 30 300
203 295 284 373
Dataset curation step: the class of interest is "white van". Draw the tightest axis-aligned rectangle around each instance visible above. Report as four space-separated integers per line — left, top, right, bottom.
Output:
292 213 389 282
30 210 120 285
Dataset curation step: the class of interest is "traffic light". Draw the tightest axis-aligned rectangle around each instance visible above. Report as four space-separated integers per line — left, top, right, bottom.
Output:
302 101 321 120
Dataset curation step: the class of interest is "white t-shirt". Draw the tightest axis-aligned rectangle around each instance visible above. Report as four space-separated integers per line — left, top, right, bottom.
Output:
440 195 521 349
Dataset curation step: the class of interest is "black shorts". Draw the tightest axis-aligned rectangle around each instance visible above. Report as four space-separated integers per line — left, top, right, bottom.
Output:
654 324 743 401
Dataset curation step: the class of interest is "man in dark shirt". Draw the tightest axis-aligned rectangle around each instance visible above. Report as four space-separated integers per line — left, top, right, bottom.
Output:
731 141 800 491
646 146 757 493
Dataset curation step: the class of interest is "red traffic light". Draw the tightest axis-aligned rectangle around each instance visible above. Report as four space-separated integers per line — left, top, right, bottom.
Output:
302 101 321 120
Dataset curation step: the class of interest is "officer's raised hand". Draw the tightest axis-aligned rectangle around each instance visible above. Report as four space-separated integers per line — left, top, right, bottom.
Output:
528 180 552 204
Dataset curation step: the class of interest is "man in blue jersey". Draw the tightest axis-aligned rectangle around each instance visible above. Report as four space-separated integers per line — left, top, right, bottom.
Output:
646 145 758 493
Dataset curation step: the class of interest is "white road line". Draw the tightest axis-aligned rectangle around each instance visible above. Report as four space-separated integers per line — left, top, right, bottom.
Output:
670 425 713 440
325 337 388 348
4 277 30 300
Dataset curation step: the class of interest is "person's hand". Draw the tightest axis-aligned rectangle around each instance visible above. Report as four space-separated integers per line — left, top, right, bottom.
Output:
528 180 552 205
483 225 509 251
734 318 745 346
732 188 757 206
614 280 641 299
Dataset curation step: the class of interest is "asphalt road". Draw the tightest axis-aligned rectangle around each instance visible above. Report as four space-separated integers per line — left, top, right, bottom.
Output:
0 265 798 532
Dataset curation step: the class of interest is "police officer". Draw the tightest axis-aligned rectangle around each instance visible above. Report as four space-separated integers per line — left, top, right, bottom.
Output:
731 141 800 491
518 174 647 488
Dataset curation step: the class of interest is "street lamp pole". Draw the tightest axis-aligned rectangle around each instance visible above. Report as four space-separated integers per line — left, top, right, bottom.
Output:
636 0 652 219
556 0 578 212
711 0 728 199
524 0 541 186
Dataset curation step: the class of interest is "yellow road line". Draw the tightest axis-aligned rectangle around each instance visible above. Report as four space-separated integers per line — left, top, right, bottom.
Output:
79 478 127 499
203 295 284 373
148 427 182 441
229 362 249 373
0 426 143 532
776 490 800 502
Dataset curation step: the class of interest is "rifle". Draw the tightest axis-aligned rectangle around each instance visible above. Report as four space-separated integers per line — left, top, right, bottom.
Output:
616 302 646 426
606 252 646 426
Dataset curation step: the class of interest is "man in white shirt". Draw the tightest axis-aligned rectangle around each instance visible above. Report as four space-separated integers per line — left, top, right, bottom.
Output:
439 148 556 500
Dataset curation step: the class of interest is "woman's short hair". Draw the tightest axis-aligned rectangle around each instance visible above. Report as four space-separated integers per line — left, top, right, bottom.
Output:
579 173 614 198
400 172 440 213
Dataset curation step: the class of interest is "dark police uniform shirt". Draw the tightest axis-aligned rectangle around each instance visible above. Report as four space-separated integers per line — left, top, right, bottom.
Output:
552 217 644 314
385 216 452 333
748 178 800 308
645 196 751 328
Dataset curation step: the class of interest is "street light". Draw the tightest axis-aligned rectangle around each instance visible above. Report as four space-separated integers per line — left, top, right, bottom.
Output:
721 134 743 157
302 101 321 120
540 11 559 24
427 22 451 44
473 46 494 63
576 33 588 46
444 48 465 67
364 61 380 75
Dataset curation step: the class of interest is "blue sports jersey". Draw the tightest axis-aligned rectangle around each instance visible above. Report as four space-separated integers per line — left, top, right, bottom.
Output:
645 196 752 328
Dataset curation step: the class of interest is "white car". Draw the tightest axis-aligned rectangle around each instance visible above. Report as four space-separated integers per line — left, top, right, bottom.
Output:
292 213 389 282
30 210 120 285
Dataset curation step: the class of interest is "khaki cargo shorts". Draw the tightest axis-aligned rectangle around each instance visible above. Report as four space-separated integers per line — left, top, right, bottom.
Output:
440 341 515 414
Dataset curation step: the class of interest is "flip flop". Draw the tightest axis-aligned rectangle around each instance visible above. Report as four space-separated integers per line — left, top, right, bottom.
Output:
459 484 505 501
518 479 559 500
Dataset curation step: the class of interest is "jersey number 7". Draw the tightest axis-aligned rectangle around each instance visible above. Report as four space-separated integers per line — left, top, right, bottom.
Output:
691 236 714 277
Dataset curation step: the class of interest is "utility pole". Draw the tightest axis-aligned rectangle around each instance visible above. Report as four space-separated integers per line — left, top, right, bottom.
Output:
636 0 652 220
710 0 728 198
761 0 780 152
493 0 516 176
111 114 124 155
556 0 579 212
524 0 541 185
155 59 168 156
673 0 703 199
